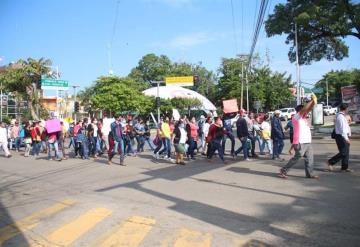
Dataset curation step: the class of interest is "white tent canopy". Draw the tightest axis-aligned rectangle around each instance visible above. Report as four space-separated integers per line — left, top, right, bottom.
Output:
142 86 216 111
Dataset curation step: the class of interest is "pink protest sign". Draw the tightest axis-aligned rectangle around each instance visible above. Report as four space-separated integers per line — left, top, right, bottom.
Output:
223 99 239 113
45 119 62 134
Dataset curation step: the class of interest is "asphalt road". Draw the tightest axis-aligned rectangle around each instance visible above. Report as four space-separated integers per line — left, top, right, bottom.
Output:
0 136 359 247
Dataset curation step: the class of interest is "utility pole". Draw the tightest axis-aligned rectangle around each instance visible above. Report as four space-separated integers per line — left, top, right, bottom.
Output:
326 78 329 106
246 71 249 112
240 64 244 109
295 23 301 105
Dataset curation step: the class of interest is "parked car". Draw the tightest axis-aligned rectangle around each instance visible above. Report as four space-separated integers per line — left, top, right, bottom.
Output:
279 108 296 121
323 105 337 116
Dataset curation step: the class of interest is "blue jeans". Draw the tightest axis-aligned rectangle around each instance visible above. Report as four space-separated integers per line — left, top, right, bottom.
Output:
272 139 284 159
260 139 272 155
136 135 145 152
187 138 197 158
14 137 21 150
159 138 171 157
235 137 248 159
31 141 41 156
48 141 60 159
114 139 125 162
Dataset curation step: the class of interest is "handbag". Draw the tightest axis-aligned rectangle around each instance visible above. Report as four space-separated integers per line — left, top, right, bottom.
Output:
331 128 336 139
153 136 160 146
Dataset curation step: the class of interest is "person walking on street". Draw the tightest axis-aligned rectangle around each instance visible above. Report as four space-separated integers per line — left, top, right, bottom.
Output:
110 114 125 165
222 113 235 156
234 109 250 161
186 116 198 160
271 110 285 160
327 103 352 172
207 117 226 163
0 121 11 158
279 93 319 179
173 120 187 165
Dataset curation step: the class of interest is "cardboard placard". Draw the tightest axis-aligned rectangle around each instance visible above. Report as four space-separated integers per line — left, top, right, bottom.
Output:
223 99 239 113
45 119 62 134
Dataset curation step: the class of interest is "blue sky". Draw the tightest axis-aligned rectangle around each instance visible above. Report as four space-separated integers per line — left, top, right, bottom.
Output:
1 0 359 94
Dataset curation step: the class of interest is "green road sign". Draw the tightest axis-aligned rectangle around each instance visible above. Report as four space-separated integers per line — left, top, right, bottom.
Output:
41 78 69 90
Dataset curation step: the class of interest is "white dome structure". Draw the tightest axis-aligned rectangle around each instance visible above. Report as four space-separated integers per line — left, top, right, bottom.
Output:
142 86 216 111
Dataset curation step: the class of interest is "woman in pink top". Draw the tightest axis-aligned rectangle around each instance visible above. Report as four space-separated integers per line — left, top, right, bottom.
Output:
186 116 198 160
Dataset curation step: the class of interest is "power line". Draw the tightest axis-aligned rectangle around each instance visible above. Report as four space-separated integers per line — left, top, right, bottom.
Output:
108 0 121 75
247 0 269 71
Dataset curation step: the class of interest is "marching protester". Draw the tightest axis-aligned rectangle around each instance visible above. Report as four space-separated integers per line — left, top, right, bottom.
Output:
24 122 32 157
246 113 258 158
197 115 206 155
159 117 172 160
234 109 250 161
134 118 146 153
259 114 272 156
110 114 125 165
186 116 198 160
222 113 235 157
207 116 226 163
202 116 212 155
284 113 295 155
0 121 11 158
173 120 187 165
327 103 352 172
30 121 42 157
271 110 285 160
279 93 319 179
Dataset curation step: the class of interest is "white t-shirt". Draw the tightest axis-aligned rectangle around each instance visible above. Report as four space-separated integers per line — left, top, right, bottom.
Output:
203 123 210 137
102 117 114 136
293 113 312 144
179 128 187 144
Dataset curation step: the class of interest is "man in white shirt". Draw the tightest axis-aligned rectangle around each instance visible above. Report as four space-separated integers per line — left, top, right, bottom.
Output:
279 93 319 179
0 122 11 158
328 103 352 172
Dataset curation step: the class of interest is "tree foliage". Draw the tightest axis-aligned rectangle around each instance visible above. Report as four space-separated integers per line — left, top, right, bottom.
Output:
265 0 360 65
315 69 360 101
78 76 154 115
0 58 52 120
128 53 217 102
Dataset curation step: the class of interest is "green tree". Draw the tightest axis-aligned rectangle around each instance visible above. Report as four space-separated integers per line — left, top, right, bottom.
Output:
265 0 360 65
0 58 52 120
79 76 154 115
249 67 293 111
128 53 172 84
315 69 360 101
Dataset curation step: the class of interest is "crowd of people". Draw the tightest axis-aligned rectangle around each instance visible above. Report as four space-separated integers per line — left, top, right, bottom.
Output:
0 93 353 179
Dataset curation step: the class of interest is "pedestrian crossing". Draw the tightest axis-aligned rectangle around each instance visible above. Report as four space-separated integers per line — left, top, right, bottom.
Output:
0 199 266 246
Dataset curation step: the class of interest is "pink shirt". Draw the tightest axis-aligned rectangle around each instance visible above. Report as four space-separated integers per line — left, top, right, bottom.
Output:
292 113 312 144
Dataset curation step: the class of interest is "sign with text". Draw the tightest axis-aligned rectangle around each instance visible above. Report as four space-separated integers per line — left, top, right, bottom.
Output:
165 76 194 87
41 78 69 90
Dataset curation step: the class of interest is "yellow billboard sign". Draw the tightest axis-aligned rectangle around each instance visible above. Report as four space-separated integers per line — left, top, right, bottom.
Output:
165 76 194 87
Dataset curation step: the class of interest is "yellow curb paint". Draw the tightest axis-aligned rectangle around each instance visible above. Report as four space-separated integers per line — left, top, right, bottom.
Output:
0 199 75 244
91 215 155 247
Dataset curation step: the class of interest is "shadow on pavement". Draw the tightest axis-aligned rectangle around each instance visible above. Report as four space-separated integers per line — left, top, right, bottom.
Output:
0 195 29 246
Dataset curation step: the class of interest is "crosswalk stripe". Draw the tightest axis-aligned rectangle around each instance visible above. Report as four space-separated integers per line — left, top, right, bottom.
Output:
90 215 156 247
29 207 112 247
172 228 212 247
0 199 75 244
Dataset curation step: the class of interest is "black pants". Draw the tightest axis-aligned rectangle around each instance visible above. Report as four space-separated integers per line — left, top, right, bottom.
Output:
328 134 350 170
